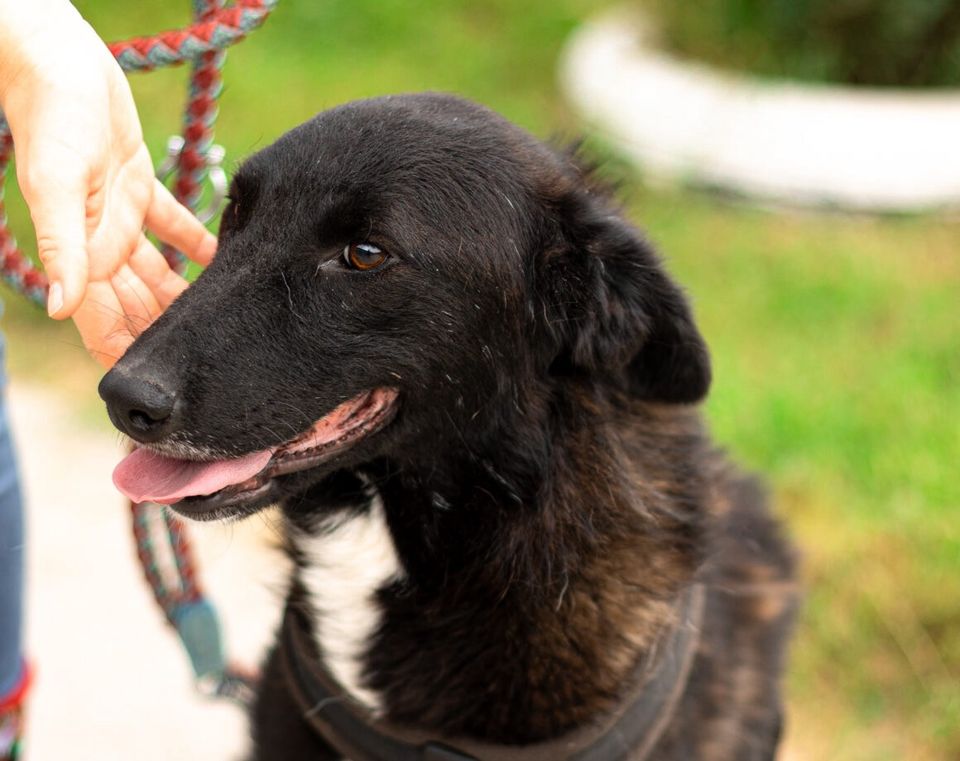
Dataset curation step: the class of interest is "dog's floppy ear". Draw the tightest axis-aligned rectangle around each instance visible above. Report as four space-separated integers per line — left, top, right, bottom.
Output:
540 192 711 404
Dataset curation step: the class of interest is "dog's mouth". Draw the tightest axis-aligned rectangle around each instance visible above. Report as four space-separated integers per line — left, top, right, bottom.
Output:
111 388 398 520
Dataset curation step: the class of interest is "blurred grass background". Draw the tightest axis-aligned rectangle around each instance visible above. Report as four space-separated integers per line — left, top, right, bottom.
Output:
645 0 960 87
2 1 958 759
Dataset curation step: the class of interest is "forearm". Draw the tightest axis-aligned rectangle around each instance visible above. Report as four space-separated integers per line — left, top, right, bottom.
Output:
0 0 93 110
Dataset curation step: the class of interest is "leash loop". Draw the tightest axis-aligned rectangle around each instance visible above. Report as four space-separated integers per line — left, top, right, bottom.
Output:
0 0 278 293
106 0 279 73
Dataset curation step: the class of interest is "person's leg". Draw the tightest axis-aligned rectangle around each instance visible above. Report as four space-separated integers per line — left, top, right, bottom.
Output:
0 334 27 761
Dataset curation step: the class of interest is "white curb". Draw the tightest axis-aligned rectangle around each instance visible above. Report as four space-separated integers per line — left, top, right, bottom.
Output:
560 11 960 212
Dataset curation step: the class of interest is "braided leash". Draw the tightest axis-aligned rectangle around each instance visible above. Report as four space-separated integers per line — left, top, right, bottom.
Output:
0 131 46 309
0 0 278 705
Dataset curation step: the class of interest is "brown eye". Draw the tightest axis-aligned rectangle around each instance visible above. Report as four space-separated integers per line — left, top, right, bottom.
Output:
343 242 387 271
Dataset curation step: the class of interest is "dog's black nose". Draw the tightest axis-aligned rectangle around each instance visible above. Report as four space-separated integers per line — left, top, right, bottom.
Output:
98 370 179 443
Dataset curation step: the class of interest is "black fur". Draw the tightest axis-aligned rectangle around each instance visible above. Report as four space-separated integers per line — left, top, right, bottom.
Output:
101 94 797 760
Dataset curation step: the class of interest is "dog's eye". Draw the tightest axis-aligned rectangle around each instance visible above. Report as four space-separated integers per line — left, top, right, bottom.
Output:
343 243 387 271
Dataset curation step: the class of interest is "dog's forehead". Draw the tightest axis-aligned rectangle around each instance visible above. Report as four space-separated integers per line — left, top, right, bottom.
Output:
226 95 567 277
245 94 553 200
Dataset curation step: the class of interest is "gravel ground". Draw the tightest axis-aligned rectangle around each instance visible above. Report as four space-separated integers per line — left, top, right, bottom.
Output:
12 382 289 761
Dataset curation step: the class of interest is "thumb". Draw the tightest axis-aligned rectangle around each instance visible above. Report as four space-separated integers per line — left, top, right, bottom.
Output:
26 182 90 318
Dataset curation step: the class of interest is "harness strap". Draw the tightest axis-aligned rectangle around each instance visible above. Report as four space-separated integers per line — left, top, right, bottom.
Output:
280 583 705 761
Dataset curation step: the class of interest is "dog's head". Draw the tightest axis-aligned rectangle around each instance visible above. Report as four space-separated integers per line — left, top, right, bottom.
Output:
100 94 709 520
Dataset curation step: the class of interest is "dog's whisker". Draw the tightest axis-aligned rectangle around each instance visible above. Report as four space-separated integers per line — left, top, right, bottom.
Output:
255 517 285 548
280 271 307 323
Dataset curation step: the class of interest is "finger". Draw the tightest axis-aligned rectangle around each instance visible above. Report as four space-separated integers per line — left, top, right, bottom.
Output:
145 179 217 265
72 281 135 369
22 174 90 318
111 263 162 327
128 235 190 310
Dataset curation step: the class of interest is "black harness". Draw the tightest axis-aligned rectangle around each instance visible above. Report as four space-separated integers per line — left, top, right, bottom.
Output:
280 583 704 761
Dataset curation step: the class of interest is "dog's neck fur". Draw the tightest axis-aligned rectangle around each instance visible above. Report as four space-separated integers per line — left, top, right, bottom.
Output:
286 387 708 745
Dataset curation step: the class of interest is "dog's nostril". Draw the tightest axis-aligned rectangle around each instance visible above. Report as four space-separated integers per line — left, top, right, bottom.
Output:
128 408 166 433
99 369 179 443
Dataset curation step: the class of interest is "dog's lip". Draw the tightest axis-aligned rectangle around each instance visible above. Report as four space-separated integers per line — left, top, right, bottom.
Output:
128 388 399 519
171 480 280 522
264 388 398 478
266 388 396 471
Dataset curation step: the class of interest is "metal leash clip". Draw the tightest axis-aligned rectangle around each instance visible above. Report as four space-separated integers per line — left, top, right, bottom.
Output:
156 135 228 224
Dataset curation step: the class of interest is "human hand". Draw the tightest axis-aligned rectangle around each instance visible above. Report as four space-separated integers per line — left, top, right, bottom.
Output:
0 0 216 367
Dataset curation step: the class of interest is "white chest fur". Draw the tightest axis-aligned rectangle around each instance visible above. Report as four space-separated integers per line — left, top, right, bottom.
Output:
295 497 401 712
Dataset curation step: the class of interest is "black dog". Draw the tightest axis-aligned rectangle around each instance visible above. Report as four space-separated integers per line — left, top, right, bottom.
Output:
100 93 797 760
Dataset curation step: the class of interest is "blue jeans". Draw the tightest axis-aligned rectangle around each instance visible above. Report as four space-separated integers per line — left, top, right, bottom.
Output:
0 334 25 698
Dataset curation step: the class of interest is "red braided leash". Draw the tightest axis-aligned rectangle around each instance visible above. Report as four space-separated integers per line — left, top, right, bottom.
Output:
0 131 48 307
0 0 279 704
0 0 277 301
108 1 275 72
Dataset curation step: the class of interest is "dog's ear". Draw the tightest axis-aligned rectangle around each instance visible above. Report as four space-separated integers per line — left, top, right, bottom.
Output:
540 192 711 404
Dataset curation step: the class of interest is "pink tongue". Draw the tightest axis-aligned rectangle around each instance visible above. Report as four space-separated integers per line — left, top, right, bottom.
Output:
113 447 273 505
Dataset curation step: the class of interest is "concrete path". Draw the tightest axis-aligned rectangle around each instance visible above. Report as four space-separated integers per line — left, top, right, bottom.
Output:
12 382 289 760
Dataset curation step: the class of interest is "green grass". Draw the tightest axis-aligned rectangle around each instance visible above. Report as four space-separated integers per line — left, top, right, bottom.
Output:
2 1 958 758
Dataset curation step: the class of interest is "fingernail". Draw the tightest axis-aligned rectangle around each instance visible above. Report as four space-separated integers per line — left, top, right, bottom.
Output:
47 281 64 317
